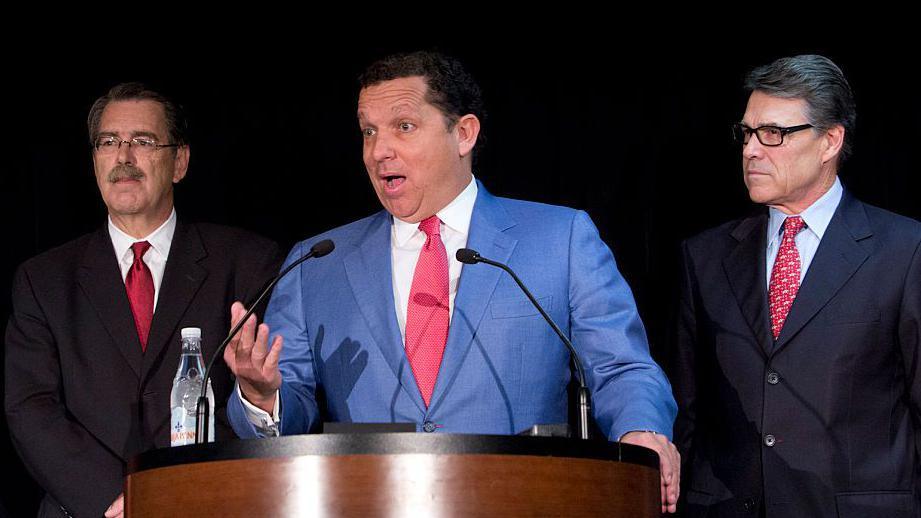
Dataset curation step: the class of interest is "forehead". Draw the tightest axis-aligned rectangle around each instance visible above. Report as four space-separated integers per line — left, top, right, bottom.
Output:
357 76 433 119
743 91 809 125
99 100 168 136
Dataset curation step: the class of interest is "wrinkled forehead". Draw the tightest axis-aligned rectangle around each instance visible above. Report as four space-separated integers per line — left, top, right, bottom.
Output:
357 76 432 121
99 100 169 137
743 91 810 126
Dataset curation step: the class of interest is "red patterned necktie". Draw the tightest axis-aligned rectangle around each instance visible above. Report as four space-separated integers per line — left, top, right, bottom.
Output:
769 216 806 340
405 216 450 407
126 241 155 352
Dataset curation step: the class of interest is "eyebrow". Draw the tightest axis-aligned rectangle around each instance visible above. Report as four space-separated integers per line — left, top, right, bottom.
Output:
357 104 420 125
97 130 161 139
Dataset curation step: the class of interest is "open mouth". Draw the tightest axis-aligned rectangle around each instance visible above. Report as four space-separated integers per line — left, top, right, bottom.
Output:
383 175 406 189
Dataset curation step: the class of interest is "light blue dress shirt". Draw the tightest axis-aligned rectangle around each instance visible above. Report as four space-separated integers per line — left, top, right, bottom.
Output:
765 177 844 287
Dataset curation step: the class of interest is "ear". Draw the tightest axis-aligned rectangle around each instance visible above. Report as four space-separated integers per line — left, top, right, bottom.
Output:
172 145 190 183
821 124 845 165
455 114 481 158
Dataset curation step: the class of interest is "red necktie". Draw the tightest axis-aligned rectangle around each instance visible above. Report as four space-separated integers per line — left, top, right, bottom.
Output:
405 216 450 407
126 241 154 352
769 216 806 339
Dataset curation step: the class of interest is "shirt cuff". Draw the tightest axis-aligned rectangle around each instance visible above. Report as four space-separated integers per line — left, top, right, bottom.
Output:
236 382 281 437
618 429 661 441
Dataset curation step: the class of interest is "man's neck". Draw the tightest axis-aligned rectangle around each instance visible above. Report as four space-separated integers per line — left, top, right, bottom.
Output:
109 207 173 239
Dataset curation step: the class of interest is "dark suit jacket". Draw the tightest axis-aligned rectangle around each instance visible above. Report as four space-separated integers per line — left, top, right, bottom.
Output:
673 192 921 518
5 221 282 518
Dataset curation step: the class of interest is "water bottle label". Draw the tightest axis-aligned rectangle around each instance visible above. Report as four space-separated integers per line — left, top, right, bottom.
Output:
170 407 196 446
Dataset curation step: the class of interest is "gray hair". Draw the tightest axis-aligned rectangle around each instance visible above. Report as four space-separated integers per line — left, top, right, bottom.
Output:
87 82 189 147
745 55 856 164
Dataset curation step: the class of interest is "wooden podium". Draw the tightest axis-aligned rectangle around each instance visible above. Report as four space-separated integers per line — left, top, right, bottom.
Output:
126 433 660 517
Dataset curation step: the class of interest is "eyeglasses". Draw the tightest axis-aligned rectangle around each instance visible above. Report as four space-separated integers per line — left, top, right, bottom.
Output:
731 123 814 147
93 135 178 155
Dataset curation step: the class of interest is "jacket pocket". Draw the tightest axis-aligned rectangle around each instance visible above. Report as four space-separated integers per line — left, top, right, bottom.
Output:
824 303 881 325
490 296 552 319
835 490 914 518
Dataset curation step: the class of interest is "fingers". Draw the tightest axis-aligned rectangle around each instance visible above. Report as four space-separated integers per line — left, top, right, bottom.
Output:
264 334 284 382
222 303 282 408
224 302 249 372
104 493 124 518
658 438 680 513
619 432 680 514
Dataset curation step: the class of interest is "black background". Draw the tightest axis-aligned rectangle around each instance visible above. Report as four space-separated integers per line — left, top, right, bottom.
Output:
2 33 919 516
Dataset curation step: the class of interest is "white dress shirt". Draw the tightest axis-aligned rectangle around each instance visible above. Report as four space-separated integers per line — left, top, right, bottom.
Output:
766 176 843 287
240 177 479 434
108 208 177 310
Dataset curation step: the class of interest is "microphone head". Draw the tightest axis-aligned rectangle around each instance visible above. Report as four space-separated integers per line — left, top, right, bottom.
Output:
456 248 481 264
311 239 335 258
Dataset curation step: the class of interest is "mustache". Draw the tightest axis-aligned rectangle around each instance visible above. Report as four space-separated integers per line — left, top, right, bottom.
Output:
107 165 144 183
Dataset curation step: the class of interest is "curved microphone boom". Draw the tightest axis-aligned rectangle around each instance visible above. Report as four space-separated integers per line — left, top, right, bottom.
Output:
194 239 335 444
456 247 592 440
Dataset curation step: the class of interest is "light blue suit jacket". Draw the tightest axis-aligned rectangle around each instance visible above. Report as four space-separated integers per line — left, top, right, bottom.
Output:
228 183 676 440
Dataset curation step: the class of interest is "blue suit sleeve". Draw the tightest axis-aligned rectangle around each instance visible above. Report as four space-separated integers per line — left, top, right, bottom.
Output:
567 210 677 440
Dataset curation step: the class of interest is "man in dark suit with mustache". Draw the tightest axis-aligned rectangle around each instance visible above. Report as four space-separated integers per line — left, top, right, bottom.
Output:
4 83 282 517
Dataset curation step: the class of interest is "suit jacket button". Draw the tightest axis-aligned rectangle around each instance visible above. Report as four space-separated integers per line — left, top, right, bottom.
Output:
423 421 437 433
742 497 756 512
764 434 776 447
766 372 780 385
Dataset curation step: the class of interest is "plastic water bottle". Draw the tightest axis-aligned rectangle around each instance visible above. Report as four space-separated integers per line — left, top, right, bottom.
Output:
170 327 214 446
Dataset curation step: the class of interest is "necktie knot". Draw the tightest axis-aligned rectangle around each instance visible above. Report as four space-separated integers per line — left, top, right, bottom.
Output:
783 216 805 237
131 241 151 261
418 216 441 238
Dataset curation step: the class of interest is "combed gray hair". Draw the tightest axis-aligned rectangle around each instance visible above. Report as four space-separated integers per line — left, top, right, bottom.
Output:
87 82 189 147
745 55 856 164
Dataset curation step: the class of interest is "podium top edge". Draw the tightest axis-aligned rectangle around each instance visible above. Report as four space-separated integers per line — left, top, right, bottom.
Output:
129 433 659 473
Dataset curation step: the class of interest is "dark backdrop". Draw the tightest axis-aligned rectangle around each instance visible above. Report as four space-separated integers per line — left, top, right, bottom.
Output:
2 38 918 516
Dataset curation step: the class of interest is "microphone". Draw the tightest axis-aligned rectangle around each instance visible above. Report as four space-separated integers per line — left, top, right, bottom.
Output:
456 248 592 440
195 239 335 444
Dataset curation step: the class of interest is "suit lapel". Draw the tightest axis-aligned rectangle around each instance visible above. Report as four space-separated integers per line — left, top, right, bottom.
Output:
429 185 518 411
773 193 871 353
343 212 424 410
141 222 207 378
722 214 773 358
77 227 144 378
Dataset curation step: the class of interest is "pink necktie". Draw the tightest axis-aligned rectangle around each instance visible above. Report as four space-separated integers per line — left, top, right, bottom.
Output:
126 241 154 352
769 216 806 339
405 216 450 407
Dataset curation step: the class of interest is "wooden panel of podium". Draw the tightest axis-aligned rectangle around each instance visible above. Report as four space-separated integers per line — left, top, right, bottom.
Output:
126 433 659 517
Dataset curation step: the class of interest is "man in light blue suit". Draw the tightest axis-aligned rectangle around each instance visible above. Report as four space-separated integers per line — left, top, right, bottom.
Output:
225 51 680 512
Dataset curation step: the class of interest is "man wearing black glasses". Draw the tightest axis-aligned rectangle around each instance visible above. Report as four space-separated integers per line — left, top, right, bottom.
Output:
672 55 921 517
4 83 282 518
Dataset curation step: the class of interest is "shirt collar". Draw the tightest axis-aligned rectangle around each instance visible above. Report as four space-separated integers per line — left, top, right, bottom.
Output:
767 176 843 247
108 208 177 262
393 175 478 246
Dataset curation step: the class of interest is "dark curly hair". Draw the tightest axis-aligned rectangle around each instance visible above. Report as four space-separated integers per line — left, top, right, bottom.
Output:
360 50 486 153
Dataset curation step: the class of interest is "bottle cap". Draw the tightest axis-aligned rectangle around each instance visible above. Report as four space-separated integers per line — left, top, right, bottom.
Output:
180 327 202 339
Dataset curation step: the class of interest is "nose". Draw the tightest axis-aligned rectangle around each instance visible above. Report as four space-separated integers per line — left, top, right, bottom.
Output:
742 133 764 160
367 131 394 163
116 139 136 165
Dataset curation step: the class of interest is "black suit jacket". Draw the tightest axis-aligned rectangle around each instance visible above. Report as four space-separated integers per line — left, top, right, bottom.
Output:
5 221 282 517
673 192 921 518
